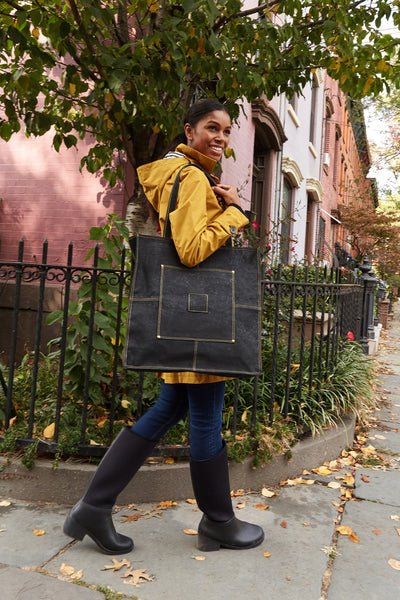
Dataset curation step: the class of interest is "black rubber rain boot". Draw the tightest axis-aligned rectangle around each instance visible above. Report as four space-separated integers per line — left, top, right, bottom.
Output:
190 442 264 551
63 428 156 554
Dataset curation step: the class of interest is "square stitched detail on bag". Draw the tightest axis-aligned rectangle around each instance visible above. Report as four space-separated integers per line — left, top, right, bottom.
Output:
157 264 235 342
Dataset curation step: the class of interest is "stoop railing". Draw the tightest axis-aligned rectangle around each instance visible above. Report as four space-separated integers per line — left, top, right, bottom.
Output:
0 240 375 458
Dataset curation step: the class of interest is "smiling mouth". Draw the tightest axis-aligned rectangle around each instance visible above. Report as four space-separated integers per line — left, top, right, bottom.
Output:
210 145 223 153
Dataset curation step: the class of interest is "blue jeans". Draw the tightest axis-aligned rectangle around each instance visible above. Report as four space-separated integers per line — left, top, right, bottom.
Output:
131 381 225 461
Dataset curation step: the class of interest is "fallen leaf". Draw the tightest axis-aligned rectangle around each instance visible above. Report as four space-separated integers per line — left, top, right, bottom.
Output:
122 568 154 587
261 488 276 498
391 515 400 522
349 533 360 543
43 422 55 439
327 481 341 489
191 555 206 561
341 456 356 466
312 466 332 476
361 445 378 455
280 521 287 528
337 525 353 536
263 550 271 558
237 502 246 509
388 558 400 571
285 477 315 486
374 434 387 440
373 529 382 535
0 500 11 507
102 558 131 572
342 475 355 486
396 528 400 536
71 569 83 580
186 499 197 505
183 529 198 535
361 475 370 483
0 529 6 533
254 504 269 510
32 529 45 536
158 500 177 509
121 514 141 523
164 457 174 464
303 522 310 527
60 564 76 576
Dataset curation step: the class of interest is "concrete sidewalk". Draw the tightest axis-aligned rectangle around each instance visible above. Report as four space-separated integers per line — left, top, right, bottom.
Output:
1 308 400 599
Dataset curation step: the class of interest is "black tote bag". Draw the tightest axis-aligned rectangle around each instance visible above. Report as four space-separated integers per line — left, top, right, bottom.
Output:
123 164 262 377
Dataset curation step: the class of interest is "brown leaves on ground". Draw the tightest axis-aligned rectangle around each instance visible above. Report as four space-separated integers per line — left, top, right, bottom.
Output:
102 558 130 572
59 563 83 580
183 528 198 535
388 558 400 571
121 513 141 523
121 500 177 523
102 559 154 588
337 525 360 543
122 568 154 587
261 487 276 498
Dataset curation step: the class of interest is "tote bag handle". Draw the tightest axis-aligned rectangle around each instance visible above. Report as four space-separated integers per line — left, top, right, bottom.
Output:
163 163 216 239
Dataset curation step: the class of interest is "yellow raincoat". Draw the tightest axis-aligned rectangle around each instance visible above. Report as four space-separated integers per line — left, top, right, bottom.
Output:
137 143 249 384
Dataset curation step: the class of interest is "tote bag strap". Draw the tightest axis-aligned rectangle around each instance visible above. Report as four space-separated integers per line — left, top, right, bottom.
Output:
163 163 216 239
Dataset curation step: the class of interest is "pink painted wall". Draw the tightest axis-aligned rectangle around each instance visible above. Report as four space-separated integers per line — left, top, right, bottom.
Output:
0 131 126 265
221 99 255 213
320 75 343 258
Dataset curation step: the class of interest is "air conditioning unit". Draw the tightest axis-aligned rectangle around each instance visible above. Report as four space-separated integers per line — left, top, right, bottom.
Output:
323 153 330 167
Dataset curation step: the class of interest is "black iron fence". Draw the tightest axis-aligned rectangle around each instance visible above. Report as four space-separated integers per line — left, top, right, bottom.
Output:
0 240 375 459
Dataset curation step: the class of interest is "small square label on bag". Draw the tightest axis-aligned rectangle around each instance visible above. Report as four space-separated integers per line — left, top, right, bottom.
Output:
188 293 208 313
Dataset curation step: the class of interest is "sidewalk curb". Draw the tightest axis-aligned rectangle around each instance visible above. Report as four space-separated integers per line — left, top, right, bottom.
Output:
0 414 355 505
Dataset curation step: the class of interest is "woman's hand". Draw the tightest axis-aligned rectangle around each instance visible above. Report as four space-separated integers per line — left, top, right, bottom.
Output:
213 184 242 209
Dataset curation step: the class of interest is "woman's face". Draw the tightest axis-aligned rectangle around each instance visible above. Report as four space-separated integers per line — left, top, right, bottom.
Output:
184 110 231 161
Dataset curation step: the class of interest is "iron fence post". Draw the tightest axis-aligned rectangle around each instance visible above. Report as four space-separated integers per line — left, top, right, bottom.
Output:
359 256 378 354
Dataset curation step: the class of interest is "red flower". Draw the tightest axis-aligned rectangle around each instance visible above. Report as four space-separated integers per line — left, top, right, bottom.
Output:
251 221 259 229
347 331 355 340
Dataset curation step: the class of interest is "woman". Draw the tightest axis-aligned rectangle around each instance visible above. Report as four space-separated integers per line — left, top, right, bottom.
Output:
63 99 264 554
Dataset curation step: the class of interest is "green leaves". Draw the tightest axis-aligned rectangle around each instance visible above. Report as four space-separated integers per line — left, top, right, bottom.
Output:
0 0 398 178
